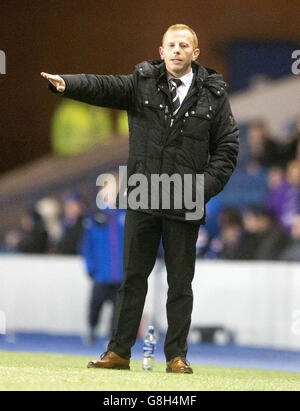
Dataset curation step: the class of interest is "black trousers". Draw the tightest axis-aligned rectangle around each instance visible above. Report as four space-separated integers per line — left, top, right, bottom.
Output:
108 210 200 362
89 282 120 336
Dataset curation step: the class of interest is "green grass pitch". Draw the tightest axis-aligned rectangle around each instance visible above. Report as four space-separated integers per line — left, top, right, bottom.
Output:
0 351 299 391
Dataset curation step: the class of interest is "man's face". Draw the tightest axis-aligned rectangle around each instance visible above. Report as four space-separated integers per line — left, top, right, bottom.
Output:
159 29 200 78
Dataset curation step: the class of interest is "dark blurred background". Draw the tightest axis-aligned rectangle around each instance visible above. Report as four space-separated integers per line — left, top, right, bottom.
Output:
1 0 300 174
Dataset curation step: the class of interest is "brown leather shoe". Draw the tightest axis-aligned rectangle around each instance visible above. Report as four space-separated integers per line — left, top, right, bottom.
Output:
166 357 193 374
87 351 130 370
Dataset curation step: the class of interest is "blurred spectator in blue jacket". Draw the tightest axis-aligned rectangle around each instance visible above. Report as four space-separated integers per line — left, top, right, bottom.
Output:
81 174 125 343
82 209 125 343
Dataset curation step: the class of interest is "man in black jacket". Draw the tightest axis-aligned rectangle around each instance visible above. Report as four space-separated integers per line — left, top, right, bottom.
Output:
41 24 239 373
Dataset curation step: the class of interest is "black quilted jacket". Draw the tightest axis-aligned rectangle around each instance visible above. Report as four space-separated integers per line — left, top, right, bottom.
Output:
48 60 239 224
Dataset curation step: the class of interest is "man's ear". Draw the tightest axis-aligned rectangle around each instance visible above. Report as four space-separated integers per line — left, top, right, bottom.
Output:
192 48 201 61
159 46 164 60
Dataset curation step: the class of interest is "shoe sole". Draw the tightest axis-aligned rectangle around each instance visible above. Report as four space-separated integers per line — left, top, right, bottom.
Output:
111 365 130 370
166 368 193 374
87 363 130 370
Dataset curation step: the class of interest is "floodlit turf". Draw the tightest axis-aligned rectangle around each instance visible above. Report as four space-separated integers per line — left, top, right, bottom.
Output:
0 351 299 391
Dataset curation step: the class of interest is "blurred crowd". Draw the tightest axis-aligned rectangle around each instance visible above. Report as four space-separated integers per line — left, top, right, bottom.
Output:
196 114 300 262
1 114 300 262
0 192 87 255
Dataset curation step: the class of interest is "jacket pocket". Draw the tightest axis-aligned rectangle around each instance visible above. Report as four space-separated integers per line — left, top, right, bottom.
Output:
142 98 167 112
182 109 211 140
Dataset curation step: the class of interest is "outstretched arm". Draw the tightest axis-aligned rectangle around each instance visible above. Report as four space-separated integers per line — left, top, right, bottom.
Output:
40 71 136 111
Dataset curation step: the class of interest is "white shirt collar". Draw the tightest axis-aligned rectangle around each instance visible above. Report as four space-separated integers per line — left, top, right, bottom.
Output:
167 68 193 87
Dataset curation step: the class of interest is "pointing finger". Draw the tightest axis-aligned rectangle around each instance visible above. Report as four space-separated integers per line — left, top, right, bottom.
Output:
40 72 55 80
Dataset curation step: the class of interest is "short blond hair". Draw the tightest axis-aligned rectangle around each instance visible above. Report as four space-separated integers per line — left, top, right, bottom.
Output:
162 24 198 49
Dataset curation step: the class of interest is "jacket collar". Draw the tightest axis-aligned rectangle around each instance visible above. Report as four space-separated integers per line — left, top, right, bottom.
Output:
135 59 228 96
